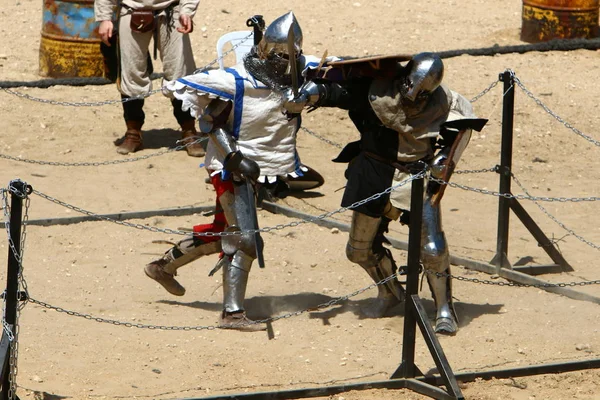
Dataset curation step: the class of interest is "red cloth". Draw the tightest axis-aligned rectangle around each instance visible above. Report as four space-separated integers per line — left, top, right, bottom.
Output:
192 173 233 243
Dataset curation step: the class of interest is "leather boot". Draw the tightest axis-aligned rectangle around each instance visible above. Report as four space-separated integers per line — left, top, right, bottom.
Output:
116 120 143 155
144 258 185 296
180 120 205 157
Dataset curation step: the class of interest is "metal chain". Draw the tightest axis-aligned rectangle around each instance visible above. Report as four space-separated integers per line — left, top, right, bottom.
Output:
32 171 425 237
2 320 14 342
1 87 161 107
1 33 253 107
470 79 500 103
511 173 600 250
300 126 343 149
454 166 497 175
2 191 22 265
514 77 600 147
1 181 31 400
0 136 207 167
28 263 600 332
429 175 600 203
0 190 16 400
27 273 399 331
426 269 600 288
18 195 30 309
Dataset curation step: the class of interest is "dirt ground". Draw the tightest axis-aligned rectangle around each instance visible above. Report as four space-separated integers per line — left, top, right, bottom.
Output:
1 0 600 399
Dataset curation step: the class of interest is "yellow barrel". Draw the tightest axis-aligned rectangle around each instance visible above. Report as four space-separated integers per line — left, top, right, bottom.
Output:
521 0 600 42
39 0 105 78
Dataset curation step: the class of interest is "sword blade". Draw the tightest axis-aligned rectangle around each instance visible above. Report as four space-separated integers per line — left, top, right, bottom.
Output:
246 181 265 268
287 24 299 96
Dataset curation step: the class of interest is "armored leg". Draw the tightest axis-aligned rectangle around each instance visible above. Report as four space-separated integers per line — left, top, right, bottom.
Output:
144 177 232 295
346 211 405 318
216 180 266 331
422 193 458 334
144 234 222 296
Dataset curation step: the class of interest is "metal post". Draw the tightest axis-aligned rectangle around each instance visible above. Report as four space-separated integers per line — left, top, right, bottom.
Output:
398 172 425 378
1 180 28 400
490 69 515 273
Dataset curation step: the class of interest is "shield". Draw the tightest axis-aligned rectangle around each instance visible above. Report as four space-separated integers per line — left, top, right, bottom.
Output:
326 53 413 79
431 118 488 205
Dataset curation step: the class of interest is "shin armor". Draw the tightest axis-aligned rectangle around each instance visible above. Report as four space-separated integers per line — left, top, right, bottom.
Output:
346 211 405 302
220 250 253 313
160 237 222 275
215 179 259 313
422 191 458 334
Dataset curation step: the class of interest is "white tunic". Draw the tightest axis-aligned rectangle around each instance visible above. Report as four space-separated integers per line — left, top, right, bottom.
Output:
163 56 324 182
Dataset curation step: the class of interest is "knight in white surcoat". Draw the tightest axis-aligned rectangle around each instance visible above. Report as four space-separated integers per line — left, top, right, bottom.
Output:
145 12 326 331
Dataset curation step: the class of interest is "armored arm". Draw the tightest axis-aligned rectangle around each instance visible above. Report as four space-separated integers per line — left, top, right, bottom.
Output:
428 117 488 204
199 98 260 182
283 78 370 114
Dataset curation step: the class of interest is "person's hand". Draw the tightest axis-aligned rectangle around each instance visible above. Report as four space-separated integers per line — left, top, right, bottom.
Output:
238 157 260 183
98 20 114 46
282 87 309 114
178 14 193 34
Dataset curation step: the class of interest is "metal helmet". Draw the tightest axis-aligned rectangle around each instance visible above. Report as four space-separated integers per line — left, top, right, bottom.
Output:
401 52 444 102
256 11 303 60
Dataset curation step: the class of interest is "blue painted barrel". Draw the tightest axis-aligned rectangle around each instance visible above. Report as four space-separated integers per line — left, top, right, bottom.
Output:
39 0 105 77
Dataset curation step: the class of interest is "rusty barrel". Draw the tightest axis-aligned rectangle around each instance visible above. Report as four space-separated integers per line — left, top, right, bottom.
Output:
521 0 600 42
39 0 105 78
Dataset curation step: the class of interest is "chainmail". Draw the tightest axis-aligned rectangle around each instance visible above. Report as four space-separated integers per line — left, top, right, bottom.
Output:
243 53 292 91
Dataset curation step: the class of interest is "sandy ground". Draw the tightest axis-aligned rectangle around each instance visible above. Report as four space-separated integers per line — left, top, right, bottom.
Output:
1 0 600 399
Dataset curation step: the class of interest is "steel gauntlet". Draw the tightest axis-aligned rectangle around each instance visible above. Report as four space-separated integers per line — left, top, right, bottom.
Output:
282 81 326 114
224 151 261 183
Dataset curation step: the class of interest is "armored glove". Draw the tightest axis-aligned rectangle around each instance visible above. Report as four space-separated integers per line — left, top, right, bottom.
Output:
428 147 454 195
224 150 260 183
282 81 323 114
429 146 453 180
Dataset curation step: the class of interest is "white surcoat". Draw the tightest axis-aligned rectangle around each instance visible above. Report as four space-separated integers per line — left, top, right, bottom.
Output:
163 56 323 183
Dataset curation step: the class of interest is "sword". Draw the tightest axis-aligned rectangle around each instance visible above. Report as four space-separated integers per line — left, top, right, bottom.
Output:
315 50 328 76
246 181 265 268
287 24 299 96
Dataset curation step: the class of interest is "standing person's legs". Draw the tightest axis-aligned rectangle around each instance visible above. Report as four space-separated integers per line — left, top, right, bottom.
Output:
144 173 227 295
115 13 154 154
216 179 265 332
157 11 205 157
421 193 458 334
346 211 405 317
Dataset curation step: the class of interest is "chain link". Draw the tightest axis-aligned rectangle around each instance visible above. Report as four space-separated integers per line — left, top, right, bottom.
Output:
0 136 207 167
1 87 162 107
32 171 425 237
426 269 600 288
430 175 600 203
454 166 497 175
27 273 399 331
2 320 14 342
28 264 600 333
511 173 600 250
1 33 253 107
1 180 31 400
470 79 500 103
514 77 600 147
300 126 343 149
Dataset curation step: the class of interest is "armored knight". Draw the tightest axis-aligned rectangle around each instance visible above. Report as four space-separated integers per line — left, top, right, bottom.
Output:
144 12 326 331
284 52 487 334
